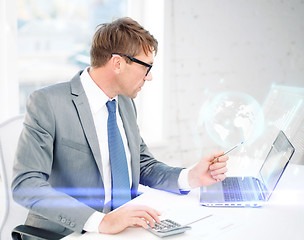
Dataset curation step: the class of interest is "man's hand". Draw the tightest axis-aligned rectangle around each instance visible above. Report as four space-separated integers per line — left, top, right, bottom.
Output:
98 205 161 234
188 152 228 188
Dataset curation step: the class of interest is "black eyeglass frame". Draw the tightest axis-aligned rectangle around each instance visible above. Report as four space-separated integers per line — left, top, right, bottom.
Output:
112 53 152 76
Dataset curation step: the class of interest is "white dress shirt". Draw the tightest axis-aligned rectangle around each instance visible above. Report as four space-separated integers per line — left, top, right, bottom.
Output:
80 67 191 232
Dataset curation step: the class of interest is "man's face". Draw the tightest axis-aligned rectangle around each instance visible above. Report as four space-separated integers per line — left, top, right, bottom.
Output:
117 51 154 98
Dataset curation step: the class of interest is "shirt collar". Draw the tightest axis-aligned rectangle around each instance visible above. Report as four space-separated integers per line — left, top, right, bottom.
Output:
80 67 117 114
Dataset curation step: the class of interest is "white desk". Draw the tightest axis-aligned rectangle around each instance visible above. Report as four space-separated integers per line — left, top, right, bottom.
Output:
64 164 304 240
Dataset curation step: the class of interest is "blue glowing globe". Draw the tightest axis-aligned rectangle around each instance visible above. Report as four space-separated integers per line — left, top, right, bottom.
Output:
204 92 264 148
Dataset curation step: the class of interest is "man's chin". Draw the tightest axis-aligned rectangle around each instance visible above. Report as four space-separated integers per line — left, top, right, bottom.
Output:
122 92 139 99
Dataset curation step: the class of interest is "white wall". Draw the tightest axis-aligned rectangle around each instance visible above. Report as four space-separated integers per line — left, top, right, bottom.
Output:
1 0 303 167
150 0 304 167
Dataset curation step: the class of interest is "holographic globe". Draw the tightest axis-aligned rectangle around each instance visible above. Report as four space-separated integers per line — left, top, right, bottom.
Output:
204 92 264 148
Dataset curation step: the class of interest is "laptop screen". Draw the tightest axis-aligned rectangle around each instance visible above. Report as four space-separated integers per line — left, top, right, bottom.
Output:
259 130 295 200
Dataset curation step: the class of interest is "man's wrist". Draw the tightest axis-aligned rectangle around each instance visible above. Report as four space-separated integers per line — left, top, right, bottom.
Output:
83 211 105 233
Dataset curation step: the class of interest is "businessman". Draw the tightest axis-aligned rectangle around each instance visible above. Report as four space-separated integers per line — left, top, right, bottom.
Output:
12 17 228 238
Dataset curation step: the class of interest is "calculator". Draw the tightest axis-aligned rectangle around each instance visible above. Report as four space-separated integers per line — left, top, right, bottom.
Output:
147 219 191 238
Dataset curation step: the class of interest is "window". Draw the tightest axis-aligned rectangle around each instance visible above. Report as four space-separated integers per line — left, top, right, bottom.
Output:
1 0 164 145
17 0 127 113
0 0 19 122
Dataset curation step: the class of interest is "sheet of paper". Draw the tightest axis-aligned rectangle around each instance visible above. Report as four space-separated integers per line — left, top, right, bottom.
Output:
131 187 243 239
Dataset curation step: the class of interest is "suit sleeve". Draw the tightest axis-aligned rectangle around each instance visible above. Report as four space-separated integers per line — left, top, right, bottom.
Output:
139 138 184 194
11 89 95 233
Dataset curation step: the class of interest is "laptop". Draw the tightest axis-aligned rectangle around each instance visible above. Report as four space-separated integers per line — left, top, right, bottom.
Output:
200 130 295 207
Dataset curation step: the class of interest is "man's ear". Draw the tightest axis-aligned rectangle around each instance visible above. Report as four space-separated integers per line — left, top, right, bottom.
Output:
111 55 122 74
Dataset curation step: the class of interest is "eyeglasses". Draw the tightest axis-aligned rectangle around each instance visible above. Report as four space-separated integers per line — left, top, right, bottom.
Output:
112 53 153 76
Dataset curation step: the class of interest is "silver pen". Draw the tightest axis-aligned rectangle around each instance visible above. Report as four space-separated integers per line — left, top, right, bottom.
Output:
212 141 244 163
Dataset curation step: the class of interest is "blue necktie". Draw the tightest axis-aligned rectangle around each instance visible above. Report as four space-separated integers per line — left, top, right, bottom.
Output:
106 100 131 210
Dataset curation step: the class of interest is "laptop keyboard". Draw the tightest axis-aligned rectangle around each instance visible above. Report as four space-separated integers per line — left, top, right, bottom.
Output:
222 177 256 202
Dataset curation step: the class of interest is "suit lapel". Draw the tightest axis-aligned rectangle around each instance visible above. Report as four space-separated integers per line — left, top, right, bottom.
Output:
70 72 103 177
69 74 140 195
118 95 140 194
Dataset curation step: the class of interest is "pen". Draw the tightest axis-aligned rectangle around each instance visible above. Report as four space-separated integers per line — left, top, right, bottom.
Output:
183 214 213 227
212 141 244 163
178 214 213 228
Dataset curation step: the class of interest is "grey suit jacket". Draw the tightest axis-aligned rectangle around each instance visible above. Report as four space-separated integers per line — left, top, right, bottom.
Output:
12 71 183 237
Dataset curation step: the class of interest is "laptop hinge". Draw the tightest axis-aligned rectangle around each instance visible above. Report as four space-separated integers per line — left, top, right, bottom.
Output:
255 178 267 201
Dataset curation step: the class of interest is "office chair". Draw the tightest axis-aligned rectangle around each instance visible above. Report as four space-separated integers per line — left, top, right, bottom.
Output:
0 115 64 239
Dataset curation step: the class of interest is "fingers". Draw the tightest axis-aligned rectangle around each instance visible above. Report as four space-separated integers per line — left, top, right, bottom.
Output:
211 173 226 182
132 207 160 228
99 205 161 234
218 155 229 162
209 152 224 162
209 152 229 164
123 205 161 228
209 160 226 169
132 217 150 229
209 161 228 182
210 165 228 178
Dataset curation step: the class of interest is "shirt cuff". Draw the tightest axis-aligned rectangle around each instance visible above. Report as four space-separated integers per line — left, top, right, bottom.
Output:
178 168 191 191
83 211 105 233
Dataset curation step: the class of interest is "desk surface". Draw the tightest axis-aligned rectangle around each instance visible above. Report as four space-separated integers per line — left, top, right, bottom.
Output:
64 163 304 240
